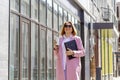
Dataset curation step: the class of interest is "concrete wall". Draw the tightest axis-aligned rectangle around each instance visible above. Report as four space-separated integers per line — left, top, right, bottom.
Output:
0 0 9 80
84 12 91 80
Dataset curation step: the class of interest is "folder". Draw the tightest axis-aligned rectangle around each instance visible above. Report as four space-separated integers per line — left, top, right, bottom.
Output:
64 40 78 60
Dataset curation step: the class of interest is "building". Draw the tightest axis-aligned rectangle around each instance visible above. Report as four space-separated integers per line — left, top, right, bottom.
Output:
90 0 119 80
114 1 120 77
0 0 119 80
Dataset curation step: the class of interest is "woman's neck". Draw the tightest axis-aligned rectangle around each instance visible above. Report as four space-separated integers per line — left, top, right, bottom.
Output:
65 33 71 38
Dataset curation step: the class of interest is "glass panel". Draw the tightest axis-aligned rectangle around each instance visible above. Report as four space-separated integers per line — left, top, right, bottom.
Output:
10 0 19 11
68 13 71 21
47 30 53 80
40 0 47 26
47 0 52 28
59 6 63 30
40 28 46 80
31 0 38 21
63 10 67 22
74 19 79 36
53 33 59 80
21 0 30 17
53 2 58 31
72 16 75 24
9 13 19 80
31 23 39 80
21 21 30 80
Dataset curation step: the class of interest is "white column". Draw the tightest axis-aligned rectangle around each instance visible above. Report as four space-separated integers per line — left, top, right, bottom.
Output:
0 0 9 80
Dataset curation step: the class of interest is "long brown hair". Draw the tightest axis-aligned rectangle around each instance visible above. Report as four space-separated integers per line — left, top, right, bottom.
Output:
60 21 77 36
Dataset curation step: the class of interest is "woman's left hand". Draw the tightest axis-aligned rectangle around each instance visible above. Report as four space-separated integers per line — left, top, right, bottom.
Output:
66 48 74 56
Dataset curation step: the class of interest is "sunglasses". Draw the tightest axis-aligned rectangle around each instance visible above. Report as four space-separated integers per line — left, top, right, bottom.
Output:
64 25 72 28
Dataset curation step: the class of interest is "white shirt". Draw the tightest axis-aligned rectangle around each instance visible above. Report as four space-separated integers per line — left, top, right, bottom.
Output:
62 35 71 70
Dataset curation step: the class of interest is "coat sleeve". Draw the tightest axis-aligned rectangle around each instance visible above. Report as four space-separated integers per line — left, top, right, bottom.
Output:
73 37 85 57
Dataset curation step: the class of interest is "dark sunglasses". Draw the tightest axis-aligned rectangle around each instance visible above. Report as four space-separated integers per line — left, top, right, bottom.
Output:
64 25 72 28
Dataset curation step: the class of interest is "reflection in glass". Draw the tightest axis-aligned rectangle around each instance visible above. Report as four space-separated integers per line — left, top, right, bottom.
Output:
53 34 59 80
53 2 58 31
21 0 30 17
31 23 39 80
40 0 46 26
47 30 53 80
21 22 30 80
31 0 38 21
72 16 75 24
47 0 52 28
64 10 67 22
68 14 71 21
10 0 19 11
59 7 63 30
74 19 79 36
40 29 46 80
10 13 19 80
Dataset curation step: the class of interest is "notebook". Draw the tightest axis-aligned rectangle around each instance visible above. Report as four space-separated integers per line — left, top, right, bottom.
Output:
64 40 78 60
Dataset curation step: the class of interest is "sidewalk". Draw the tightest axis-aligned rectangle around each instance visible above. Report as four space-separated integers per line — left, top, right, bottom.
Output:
113 77 120 80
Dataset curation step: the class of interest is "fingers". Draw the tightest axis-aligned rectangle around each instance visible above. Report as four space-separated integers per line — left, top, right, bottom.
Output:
54 45 59 50
67 48 72 51
66 49 73 55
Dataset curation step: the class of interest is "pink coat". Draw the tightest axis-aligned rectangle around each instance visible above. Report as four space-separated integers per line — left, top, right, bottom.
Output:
54 35 85 80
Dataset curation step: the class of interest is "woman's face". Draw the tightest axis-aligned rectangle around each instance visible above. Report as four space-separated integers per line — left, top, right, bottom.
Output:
64 22 73 34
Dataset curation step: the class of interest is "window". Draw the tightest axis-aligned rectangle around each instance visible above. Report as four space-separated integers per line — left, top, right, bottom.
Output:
58 6 63 30
31 0 38 21
20 19 30 80
68 13 72 21
63 10 68 22
40 28 47 80
72 16 75 24
9 13 19 80
47 0 52 28
21 0 30 17
53 2 58 31
47 30 53 80
10 0 19 12
40 0 47 26
31 23 39 80
74 19 81 36
53 33 59 80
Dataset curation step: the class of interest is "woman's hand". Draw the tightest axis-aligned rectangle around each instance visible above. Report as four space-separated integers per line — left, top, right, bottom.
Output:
53 40 59 50
54 45 59 50
66 48 74 56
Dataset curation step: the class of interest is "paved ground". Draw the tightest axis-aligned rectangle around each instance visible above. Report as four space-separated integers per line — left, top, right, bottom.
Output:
113 77 120 80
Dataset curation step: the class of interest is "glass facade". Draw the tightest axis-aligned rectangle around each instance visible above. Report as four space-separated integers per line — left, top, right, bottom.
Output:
20 19 30 80
9 0 81 80
31 23 39 80
53 2 58 31
31 0 38 21
21 0 30 17
10 13 19 80
40 27 46 80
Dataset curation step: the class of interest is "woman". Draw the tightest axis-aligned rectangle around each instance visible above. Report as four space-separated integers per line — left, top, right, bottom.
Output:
54 21 85 80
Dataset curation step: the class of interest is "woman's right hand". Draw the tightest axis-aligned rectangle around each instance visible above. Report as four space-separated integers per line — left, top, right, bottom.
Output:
53 40 59 50
54 45 59 50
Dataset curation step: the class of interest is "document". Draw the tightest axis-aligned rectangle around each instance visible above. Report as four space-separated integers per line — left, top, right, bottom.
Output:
64 40 78 59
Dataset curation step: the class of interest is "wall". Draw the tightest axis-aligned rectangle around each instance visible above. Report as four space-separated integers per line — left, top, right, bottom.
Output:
0 0 9 80
84 12 91 80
